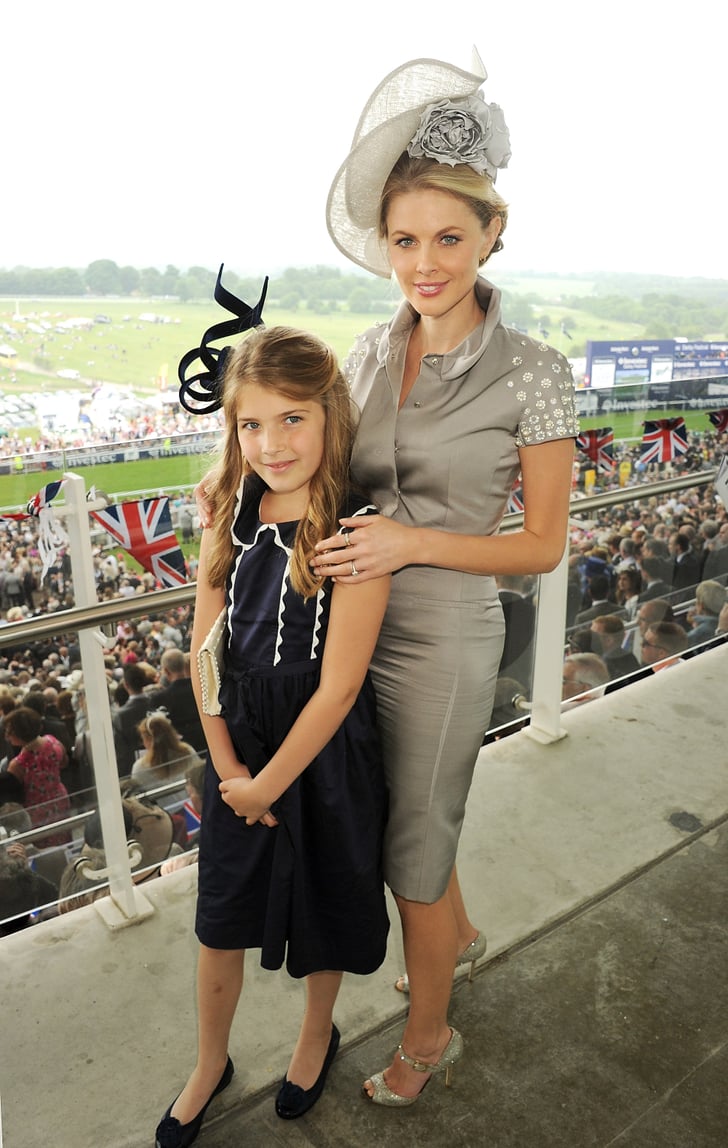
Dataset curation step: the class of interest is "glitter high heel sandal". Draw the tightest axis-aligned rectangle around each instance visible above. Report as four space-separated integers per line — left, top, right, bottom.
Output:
363 1028 463 1107
394 931 487 994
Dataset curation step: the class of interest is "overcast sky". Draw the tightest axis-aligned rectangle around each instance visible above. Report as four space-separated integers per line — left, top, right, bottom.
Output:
4 0 724 282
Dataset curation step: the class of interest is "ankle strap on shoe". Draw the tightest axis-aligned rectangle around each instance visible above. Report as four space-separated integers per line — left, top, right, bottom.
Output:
396 1044 437 1073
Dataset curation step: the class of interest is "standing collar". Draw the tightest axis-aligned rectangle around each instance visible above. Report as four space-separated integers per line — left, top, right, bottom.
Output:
376 276 503 380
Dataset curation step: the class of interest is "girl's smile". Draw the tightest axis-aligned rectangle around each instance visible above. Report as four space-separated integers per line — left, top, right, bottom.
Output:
236 383 326 517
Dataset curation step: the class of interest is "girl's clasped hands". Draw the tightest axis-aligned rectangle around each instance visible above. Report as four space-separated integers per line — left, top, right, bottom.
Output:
219 775 278 827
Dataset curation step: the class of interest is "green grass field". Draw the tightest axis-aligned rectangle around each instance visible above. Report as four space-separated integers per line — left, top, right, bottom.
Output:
0 401 712 514
0 454 211 510
0 281 661 405
0 298 395 397
0 291 718 513
578 408 713 440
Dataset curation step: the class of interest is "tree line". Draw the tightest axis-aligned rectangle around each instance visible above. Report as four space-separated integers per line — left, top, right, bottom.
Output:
1 261 725 340
0 261 399 314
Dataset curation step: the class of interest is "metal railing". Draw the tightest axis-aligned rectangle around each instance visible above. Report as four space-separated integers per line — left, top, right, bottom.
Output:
0 468 718 650
0 463 722 929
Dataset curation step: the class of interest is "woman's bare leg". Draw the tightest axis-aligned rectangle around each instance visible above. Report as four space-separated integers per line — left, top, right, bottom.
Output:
285 970 343 1089
394 867 479 991
364 891 456 1099
169 945 244 1124
448 866 480 953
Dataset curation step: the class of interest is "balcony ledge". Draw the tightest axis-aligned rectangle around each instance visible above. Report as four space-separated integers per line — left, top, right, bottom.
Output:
1 645 725 1148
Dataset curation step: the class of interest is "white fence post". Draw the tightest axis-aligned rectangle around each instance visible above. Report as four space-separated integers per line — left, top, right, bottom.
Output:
60 472 152 925
525 542 569 745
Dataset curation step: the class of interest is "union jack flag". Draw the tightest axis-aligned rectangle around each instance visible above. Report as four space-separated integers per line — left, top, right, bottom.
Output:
26 480 64 516
707 409 728 435
0 483 64 523
90 498 187 588
640 418 688 465
11 480 70 582
507 479 524 513
576 428 615 472
183 798 202 834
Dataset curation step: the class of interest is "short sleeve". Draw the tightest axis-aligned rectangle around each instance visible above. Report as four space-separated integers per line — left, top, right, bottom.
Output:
513 345 580 447
342 332 369 387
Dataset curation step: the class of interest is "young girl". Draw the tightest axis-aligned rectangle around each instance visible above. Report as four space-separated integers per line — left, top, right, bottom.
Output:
155 324 390 1147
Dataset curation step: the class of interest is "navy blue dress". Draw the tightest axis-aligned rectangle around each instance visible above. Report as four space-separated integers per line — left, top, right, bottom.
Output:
195 478 389 978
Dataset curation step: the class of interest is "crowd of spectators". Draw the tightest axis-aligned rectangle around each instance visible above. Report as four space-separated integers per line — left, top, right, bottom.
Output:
0 493 200 629
0 405 222 460
488 467 728 723
557 472 728 704
1 434 727 927
573 427 727 491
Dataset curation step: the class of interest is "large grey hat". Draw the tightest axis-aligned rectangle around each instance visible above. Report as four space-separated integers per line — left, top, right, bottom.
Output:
326 49 509 278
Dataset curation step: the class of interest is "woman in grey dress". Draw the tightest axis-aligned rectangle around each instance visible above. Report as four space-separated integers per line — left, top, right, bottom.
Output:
313 51 578 1105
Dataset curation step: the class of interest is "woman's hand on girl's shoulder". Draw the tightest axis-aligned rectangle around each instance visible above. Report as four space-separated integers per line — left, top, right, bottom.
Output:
312 515 415 583
194 463 221 529
195 477 214 530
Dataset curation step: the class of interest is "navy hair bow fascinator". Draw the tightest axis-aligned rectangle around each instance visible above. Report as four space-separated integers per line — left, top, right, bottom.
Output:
177 264 269 413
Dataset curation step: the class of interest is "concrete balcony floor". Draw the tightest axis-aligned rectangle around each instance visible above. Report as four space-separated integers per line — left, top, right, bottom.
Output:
1 645 726 1148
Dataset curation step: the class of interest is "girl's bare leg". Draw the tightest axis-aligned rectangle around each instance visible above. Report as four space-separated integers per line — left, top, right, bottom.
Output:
285 970 343 1089
169 945 245 1124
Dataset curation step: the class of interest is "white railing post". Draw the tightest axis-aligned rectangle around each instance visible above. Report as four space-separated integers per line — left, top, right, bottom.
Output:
60 472 153 925
525 540 570 745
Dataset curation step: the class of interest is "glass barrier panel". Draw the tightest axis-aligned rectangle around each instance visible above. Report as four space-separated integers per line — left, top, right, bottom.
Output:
2 442 726 913
1 746 203 933
1 579 204 932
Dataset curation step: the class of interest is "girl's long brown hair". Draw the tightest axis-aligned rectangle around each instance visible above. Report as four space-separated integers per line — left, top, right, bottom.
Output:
205 326 357 598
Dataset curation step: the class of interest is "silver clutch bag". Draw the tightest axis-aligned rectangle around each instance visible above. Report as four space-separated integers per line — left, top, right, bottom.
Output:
197 608 226 716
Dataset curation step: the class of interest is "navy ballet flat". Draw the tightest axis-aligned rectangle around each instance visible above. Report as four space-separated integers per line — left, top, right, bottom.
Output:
155 1056 234 1148
275 1025 341 1120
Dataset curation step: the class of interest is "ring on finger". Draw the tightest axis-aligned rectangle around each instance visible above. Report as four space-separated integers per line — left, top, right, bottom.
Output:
351 560 359 576
344 531 352 547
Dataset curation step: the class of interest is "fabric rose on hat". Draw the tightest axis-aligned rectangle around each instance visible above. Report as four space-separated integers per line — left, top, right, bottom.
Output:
408 94 511 180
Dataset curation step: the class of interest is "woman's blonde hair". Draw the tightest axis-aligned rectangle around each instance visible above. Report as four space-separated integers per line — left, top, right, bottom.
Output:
205 326 357 598
378 153 508 258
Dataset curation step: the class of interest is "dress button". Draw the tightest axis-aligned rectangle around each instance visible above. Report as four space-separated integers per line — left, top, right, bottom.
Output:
414 401 422 408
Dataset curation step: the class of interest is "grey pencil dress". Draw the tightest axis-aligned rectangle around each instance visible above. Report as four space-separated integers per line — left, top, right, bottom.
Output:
346 277 578 903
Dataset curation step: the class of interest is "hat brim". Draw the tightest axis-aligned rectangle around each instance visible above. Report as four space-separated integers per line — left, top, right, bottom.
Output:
326 54 487 278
